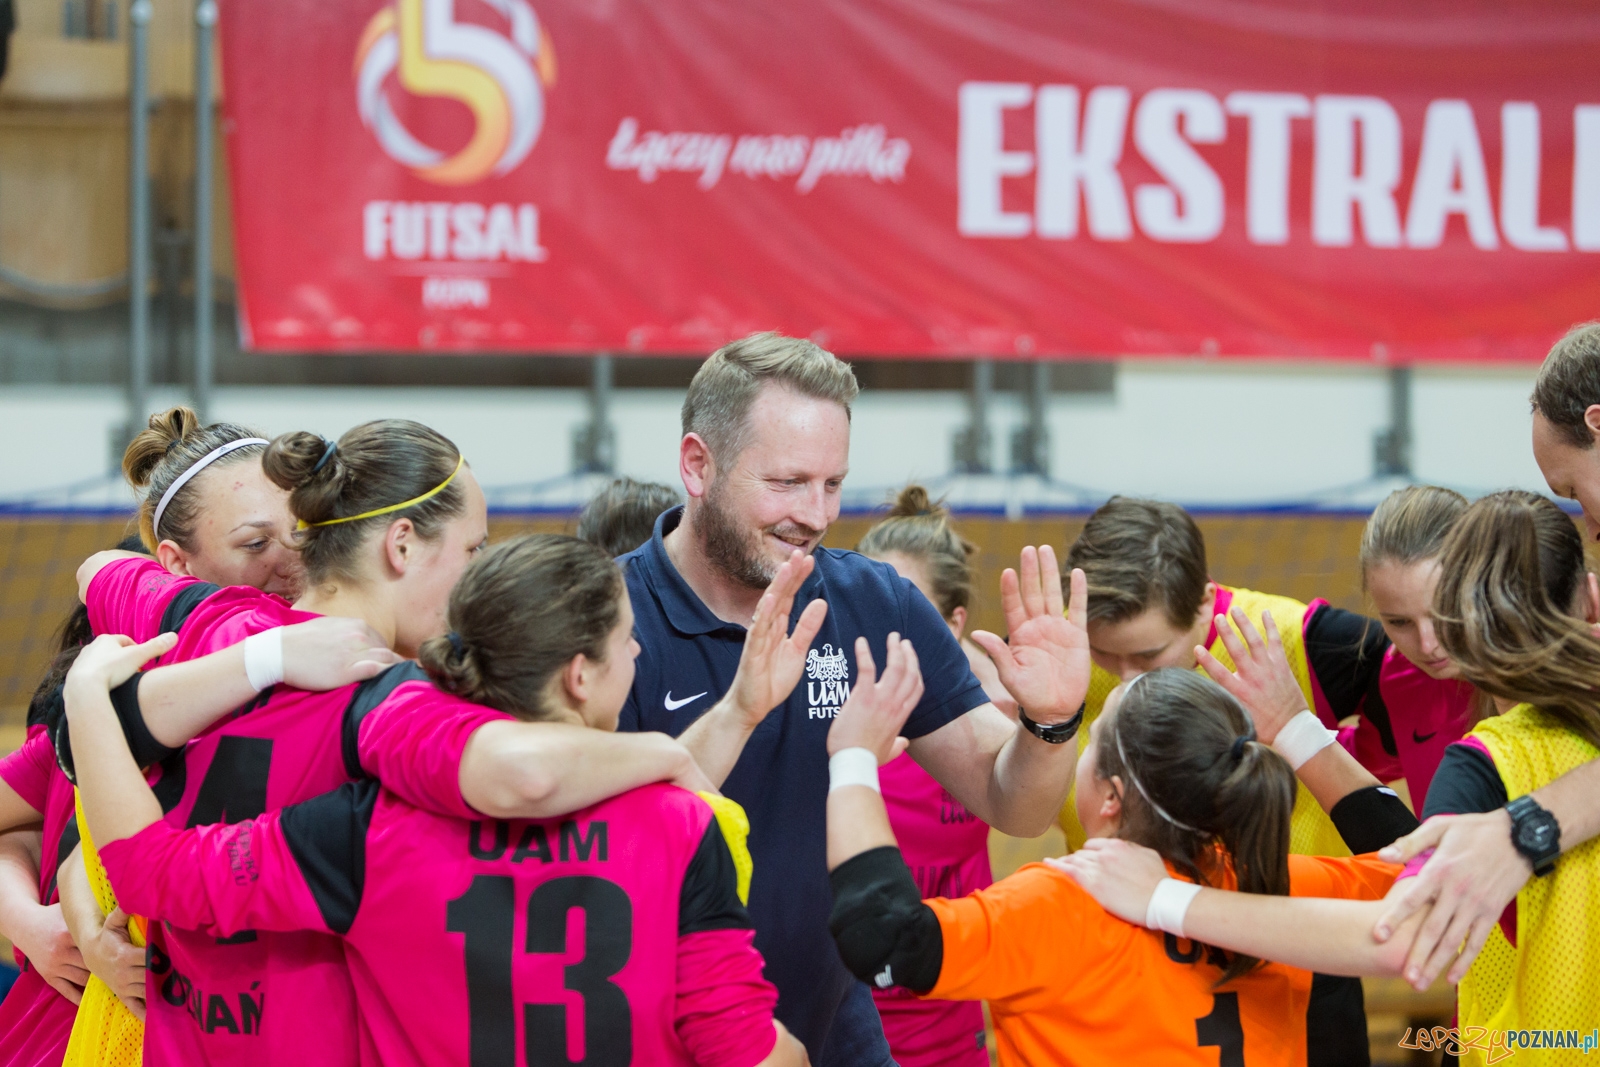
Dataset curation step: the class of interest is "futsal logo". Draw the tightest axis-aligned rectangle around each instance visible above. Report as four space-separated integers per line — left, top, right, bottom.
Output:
355 0 556 186
806 643 851 719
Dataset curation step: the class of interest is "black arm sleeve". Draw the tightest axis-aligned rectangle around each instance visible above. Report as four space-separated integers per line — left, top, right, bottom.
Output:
340 662 431 779
278 779 379 936
1421 743 1507 820
1304 605 1397 756
1328 785 1420 854
158 582 222 636
48 673 180 784
678 817 754 935
46 580 221 782
828 846 943 995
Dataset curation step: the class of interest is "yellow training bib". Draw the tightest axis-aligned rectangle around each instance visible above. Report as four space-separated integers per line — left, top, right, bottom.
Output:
1457 704 1600 1065
62 789 145 1067
1057 586 1350 858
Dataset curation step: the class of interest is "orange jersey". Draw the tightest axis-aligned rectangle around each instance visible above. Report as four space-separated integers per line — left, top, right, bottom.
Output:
925 854 1399 1067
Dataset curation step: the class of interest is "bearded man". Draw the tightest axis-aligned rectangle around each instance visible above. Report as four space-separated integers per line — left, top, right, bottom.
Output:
618 332 1091 1066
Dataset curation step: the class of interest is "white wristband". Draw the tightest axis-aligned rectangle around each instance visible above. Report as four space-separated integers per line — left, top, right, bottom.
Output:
828 747 881 793
1145 877 1201 936
1271 710 1336 770
242 627 285 692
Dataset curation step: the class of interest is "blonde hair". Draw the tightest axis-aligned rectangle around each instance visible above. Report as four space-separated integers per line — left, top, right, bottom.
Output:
856 485 975 620
1358 485 1468 587
1433 490 1600 749
681 332 859 463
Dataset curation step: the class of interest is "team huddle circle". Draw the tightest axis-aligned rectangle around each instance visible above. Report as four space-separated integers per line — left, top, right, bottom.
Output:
2 327 1599 1067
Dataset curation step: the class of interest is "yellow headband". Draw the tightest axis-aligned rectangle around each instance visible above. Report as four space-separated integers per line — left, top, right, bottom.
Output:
297 455 465 530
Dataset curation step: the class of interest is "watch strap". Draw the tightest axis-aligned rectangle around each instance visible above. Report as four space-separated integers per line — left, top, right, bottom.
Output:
1507 794 1561 876
1019 703 1084 744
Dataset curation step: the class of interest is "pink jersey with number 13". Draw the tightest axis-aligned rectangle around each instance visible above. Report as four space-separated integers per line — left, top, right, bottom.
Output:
99 778 781 1067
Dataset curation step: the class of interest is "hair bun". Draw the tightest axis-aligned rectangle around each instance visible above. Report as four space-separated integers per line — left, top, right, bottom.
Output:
887 484 946 520
262 430 349 527
122 407 203 488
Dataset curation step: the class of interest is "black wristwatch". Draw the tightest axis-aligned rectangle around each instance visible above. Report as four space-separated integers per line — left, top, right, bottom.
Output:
1019 703 1084 744
1506 795 1561 877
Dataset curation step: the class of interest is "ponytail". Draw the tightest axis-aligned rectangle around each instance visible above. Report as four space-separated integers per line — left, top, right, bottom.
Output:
1096 669 1296 984
1433 490 1600 749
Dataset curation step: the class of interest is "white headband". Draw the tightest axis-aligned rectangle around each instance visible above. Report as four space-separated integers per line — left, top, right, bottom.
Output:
152 438 269 539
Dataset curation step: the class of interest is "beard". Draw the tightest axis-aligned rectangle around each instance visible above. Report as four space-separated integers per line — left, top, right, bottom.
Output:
699 479 825 591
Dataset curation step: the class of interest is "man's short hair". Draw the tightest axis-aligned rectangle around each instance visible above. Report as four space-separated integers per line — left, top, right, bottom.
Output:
681 332 860 464
1066 496 1208 629
576 477 683 558
1531 322 1600 449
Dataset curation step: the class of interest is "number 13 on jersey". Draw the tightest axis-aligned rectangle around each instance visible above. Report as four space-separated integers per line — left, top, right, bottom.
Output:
447 874 634 1066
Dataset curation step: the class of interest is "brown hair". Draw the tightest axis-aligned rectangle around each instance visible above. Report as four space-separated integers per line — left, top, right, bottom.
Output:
418 535 625 720
1433 490 1600 749
1530 322 1600 449
1359 485 1469 587
856 485 975 620
576 477 682 558
1068 497 1208 628
30 534 151 729
681 332 859 464
123 407 269 551
262 420 466 584
1095 668 1296 984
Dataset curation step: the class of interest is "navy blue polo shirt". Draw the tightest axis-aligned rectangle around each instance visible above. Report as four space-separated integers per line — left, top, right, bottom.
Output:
618 506 989 1060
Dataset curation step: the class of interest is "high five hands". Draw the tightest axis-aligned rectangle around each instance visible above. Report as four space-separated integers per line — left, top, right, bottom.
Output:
722 550 829 730
1195 607 1307 743
826 634 924 764
969 546 1091 723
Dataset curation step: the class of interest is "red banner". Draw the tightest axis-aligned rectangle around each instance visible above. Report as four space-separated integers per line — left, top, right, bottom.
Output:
219 0 1600 360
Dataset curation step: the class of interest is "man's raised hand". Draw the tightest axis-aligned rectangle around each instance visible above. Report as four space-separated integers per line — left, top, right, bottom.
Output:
723 550 828 730
969 547 1090 723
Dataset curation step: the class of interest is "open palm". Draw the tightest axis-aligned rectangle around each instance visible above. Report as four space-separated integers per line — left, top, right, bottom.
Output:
725 551 829 729
970 545 1090 722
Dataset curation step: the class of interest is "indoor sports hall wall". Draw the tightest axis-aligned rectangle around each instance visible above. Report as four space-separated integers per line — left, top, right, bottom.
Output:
0 509 1371 745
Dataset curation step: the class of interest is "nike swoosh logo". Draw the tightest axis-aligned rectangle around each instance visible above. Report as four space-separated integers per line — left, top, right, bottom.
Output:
1412 729 1437 744
664 691 707 712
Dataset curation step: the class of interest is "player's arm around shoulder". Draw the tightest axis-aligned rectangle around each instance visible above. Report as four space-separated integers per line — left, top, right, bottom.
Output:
1056 838 1424 979
458 719 711 820
75 550 151 605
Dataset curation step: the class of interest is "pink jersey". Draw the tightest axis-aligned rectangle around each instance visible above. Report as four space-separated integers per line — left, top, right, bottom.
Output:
1372 647 1475 808
0 732 83 1067
875 754 991 1067
87 557 355 1066
100 780 780 1067
82 557 554 1066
